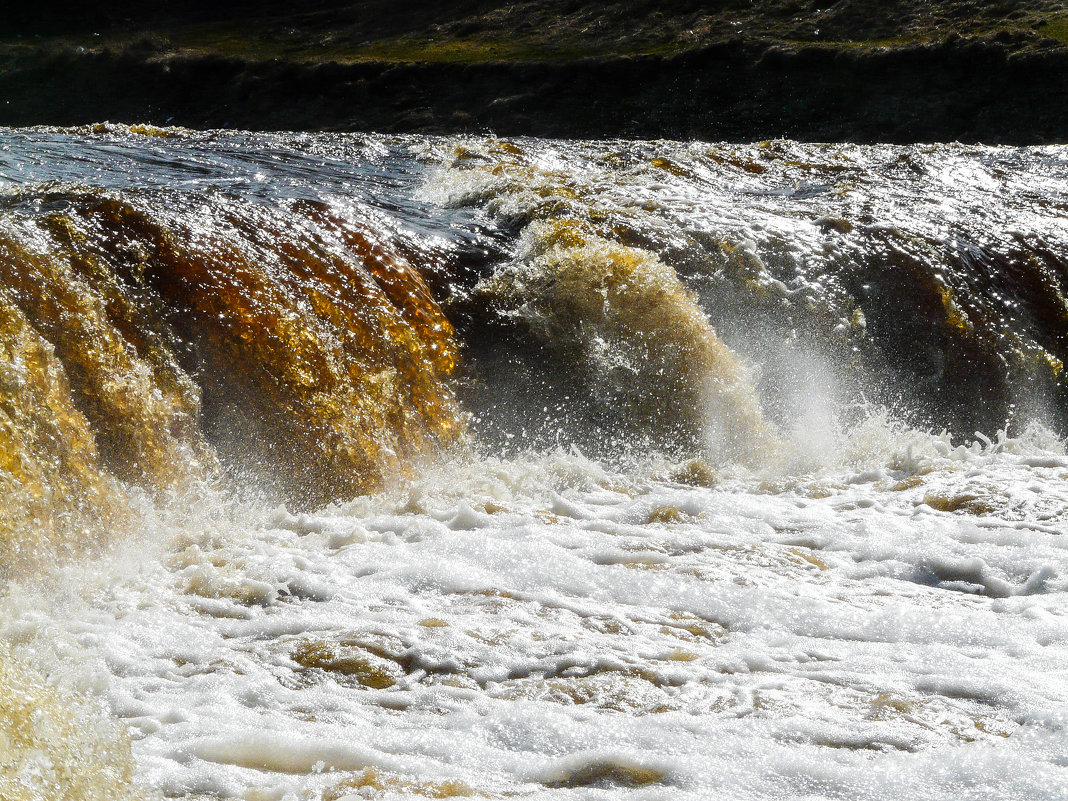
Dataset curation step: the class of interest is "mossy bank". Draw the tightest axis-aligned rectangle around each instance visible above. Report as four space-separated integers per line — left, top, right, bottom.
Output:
3 1 1068 142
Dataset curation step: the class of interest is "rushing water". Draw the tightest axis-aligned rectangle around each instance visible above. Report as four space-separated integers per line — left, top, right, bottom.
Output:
1 123 1067 800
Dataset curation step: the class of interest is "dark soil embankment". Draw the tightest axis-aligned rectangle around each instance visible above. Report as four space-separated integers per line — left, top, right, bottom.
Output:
2 1 1068 142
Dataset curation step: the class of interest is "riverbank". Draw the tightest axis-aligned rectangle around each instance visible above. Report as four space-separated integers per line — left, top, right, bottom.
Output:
3 2 1068 143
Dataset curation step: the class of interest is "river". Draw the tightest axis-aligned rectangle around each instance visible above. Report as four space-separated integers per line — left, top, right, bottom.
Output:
0 124 1066 799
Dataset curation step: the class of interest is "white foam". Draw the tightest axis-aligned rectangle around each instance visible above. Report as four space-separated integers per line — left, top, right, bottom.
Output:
0 424 1065 798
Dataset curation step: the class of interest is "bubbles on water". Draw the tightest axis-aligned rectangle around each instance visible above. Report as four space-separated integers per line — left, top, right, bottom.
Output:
0 643 143 801
429 135 1068 456
0 129 1066 800
0 182 470 568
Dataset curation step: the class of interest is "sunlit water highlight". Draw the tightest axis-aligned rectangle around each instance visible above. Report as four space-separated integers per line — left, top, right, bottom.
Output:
0 125 1067 800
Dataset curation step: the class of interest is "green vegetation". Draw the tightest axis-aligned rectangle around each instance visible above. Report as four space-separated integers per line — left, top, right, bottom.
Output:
2 2 1066 142
1039 14 1068 43
6 1 1067 67
162 24 685 64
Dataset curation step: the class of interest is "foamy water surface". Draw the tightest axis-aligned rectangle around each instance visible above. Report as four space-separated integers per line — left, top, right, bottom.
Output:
1 126 1067 800
6 427 1068 799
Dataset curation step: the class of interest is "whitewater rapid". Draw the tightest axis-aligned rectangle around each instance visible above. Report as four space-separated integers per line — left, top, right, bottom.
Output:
6 429 1068 799
0 126 1067 800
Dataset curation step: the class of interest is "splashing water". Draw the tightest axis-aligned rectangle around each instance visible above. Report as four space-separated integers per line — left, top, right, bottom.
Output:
1 125 1067 799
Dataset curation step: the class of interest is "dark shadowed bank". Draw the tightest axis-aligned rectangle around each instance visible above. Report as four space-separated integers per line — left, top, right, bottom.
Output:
2 1 1068 142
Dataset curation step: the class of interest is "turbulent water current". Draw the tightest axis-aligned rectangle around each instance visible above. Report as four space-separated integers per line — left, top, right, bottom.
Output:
1 124 1067 799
